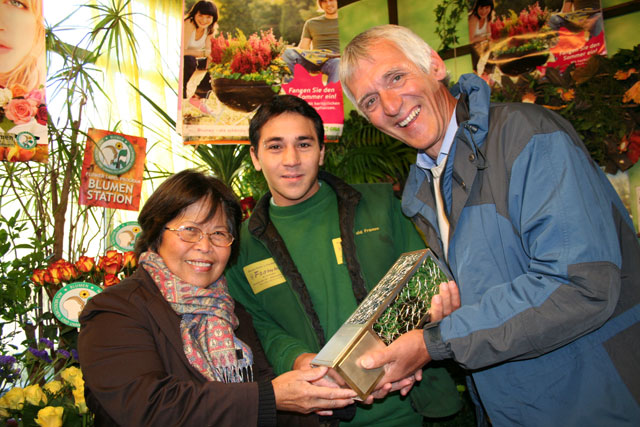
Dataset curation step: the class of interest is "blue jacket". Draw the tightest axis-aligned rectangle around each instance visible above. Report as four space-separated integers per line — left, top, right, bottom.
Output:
403 74 640 426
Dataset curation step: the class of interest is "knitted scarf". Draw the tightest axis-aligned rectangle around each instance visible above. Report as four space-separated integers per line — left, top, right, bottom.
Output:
140 251 253 383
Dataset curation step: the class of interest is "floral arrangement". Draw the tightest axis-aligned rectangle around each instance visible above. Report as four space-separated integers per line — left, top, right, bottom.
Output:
489 3 553 57
208 29 290 92
490 44 640 173
0 84 48 163
31 250 137 300
0 339 92 427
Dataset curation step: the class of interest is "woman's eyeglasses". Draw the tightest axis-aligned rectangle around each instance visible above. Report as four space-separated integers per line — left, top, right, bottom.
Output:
164 226 234 247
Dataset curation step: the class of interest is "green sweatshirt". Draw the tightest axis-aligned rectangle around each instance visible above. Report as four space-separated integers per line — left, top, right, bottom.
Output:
227 173 460 426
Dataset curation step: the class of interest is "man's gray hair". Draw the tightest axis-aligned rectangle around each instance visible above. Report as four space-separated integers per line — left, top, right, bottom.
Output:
340 25 437 115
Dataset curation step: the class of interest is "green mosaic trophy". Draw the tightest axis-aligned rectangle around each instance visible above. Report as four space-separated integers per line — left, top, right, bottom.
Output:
312 248 451 399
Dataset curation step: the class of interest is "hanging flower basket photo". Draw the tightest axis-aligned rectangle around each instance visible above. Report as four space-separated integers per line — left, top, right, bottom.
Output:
207 29 290 112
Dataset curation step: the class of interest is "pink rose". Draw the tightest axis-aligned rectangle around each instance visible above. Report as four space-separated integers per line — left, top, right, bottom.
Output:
4 98 38 125
26 89 45 104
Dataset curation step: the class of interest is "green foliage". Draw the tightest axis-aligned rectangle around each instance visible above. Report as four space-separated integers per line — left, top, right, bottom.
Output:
195 144 250 192
0 211 52 353
434 0 468 51
489 45 640 173
322 111 415 186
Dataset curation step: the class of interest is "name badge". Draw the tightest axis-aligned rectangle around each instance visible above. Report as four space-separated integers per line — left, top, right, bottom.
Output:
332 237 343 265
243 258 286 294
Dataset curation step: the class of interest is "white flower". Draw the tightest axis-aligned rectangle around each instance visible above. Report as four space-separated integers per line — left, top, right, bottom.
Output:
0 87 13 108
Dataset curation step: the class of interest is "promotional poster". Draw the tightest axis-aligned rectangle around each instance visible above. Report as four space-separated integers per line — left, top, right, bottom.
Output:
468 0 606 82
178 0 344 143
0 0 48 163
78 128 147 211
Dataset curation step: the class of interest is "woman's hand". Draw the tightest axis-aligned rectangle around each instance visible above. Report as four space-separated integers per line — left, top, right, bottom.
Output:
272 367 357 414
294 352 347 387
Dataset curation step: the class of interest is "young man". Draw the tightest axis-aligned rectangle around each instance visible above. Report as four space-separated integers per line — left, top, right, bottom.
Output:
340 25 640 426
225 95 461 426
282 0 340 83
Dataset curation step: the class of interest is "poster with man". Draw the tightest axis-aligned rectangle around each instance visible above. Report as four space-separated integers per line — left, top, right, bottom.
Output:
0 0 48 163
468 0 606 83
178 0 344 144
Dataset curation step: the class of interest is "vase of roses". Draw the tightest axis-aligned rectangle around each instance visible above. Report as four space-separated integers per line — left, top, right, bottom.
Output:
208 29 289 112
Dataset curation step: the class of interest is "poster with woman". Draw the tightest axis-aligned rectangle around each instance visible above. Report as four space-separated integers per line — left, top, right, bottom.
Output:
0 0 48 163
468 0 606 83
178 0 343 144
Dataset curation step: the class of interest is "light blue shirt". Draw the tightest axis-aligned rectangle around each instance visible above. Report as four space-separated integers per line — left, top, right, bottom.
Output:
416 105 458 170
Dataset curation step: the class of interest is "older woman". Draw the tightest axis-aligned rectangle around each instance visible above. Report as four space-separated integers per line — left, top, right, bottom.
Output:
78 170 356 426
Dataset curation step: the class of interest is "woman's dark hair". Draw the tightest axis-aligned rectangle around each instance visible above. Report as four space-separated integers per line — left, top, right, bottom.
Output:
249 95 325 155
471 0 494 18
185 0 219 35
135 169 242 261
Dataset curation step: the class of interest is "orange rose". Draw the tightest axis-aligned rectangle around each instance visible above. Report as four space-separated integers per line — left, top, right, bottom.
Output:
5 98 38 125
31 269 46 286
47 266 62 285
98 250 123 275
103 274 121 287
75 256 95 274
122 251 137 269
9 83 28 98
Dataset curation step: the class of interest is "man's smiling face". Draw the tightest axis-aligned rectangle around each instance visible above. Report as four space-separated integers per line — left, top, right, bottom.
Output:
250 112 325 207
347 40 456 158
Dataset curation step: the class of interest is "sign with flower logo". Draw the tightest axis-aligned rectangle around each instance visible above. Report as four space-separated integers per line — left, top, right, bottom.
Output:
0 0 48 163
52 282 103 328
78 128 146 211
110 221 142 252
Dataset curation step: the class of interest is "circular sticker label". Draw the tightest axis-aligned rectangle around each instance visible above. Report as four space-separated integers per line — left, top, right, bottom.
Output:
52 282 103 328
93 134 136 175
111 221 141 252
16 131 37 149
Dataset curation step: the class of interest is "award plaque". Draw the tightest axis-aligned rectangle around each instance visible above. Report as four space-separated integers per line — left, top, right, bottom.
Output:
312 249 451 399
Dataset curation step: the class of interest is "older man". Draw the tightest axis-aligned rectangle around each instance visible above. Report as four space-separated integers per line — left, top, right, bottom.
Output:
340 25 640 426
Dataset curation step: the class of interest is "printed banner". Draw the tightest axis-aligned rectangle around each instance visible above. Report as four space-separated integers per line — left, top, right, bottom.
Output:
79 128 147 211
0 0 48 163
178 0 344 143
468 0 606 83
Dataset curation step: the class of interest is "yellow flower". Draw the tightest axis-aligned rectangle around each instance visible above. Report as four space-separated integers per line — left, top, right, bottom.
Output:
0 407 8 418
43 381 63 396
34 406 64 427
1 387 25 410
72 386 88 414
24 384 48 406
60 366 82 385
623 81 640 104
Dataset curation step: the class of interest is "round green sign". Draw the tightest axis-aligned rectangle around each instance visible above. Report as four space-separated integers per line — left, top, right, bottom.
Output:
52 282 103 328
93 134 136 175
16 131 37 149
110 221 141 252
